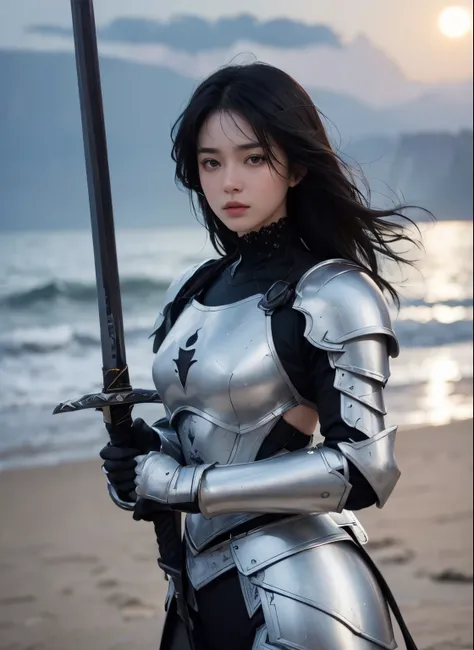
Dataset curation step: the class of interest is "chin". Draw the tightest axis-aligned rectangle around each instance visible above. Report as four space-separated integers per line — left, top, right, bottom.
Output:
222 215 266 236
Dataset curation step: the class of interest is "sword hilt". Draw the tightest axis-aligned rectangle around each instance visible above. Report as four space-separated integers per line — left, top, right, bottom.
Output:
52 388 162 414
53 387 162 450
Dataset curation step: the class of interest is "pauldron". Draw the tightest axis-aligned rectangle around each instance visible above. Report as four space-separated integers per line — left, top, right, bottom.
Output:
292 258 400 507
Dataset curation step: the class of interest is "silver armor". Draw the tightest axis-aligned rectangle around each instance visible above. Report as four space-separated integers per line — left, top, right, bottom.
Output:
141 259 401 649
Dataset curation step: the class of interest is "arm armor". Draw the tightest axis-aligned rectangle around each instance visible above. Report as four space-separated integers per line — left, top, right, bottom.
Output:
197 444 352 518
293 259 401 508
139 444 353 518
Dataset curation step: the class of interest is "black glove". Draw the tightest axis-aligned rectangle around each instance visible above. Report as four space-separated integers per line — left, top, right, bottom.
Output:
99 417 162 501
132 498 171 522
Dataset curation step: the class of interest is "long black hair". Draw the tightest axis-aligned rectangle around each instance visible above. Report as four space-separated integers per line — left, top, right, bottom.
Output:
171 62 427 306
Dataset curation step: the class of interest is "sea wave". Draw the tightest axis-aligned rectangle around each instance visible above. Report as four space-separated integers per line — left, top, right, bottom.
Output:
1 277 170 309
1 299 472 357
0 320 153 356
0 325 97 355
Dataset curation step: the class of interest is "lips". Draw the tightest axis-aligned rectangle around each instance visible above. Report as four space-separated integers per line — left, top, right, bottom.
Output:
223 202 249 209
223 204 249 217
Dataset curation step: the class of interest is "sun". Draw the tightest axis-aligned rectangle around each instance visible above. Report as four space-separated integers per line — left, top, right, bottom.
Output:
438 6 472 38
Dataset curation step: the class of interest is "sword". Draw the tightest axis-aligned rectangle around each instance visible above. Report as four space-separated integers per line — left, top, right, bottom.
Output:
53 2 195 646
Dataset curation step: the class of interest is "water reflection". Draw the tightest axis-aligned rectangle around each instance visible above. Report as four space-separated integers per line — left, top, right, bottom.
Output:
385 220 473 304
387 343 473 427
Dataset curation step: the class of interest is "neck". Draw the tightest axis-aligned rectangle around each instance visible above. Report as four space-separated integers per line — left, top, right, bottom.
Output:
236 217 303 265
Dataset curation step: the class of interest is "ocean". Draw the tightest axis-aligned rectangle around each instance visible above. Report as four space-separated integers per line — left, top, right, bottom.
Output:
0 221 472 471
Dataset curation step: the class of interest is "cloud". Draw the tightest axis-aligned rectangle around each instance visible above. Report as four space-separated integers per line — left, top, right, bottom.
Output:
28 14 341 53
27 25 71 39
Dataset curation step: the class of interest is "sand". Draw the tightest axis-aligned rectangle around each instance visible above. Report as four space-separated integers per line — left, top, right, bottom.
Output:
0 420 472 650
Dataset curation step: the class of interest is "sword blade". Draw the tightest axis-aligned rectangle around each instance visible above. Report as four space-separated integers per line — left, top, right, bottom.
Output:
70 0 127 379
68 7 195 642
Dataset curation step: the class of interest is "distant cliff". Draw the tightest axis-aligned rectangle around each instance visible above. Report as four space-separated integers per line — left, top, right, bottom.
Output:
389 131 473 219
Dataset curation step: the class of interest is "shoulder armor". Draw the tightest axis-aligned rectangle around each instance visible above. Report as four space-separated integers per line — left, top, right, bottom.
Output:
150 259 213 338
293 259 401 506
292 259 399 359
293 259 399 438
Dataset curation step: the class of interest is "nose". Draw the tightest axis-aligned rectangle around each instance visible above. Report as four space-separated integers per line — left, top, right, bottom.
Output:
222 164 243 194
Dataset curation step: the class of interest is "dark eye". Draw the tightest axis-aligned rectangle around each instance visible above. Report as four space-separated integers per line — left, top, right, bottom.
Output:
247 155 265 165
201 159 220 169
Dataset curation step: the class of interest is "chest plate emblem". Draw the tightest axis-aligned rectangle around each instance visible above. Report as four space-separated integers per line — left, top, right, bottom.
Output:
173 329 199 389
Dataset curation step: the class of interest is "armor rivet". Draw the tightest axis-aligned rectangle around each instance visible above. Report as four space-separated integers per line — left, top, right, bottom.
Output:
165 472 170 475
322 492 330 498
234 545 239 550
307 450 315 455
251 559 257 564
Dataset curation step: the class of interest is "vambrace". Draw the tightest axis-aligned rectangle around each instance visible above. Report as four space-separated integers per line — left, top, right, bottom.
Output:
197 445 352 519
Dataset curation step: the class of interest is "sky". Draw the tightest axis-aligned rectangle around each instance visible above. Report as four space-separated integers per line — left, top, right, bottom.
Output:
0 0 473 83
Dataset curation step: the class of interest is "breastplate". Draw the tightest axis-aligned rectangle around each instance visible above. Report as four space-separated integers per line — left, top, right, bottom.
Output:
152 295 301 466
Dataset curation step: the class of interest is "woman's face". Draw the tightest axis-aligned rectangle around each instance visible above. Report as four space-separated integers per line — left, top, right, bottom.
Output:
197 111 299 236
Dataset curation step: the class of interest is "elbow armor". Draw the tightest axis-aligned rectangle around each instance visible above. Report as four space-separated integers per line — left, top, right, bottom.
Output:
293 259 401 507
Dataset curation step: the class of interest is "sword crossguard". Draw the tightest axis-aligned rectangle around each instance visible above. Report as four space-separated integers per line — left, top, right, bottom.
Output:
53 388 161 414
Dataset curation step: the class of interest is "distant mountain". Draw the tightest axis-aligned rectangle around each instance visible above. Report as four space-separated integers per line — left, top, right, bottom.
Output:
28 15 473 109
0 49 472 231
0 50 193 231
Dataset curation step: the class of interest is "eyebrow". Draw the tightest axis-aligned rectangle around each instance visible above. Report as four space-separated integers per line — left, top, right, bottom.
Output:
197 142 263 154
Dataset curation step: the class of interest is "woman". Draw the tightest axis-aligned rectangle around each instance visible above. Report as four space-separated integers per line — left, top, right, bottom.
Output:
101 62 422 650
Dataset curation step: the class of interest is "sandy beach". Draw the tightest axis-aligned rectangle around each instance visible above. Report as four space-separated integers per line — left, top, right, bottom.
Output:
1 420 472 650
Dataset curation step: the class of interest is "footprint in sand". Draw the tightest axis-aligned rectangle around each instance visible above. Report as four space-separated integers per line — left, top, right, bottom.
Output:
365 537 400 552
429 568 473 584
378 548 415 566
0 620 15 629
425 641 472 650
24 611 56 627
3 644 46 650
132 553 156 563
97 578 119 589
43 553 100 565
105 593 157 621
60 587 74 596
90 565 108 576
0 595 36 606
